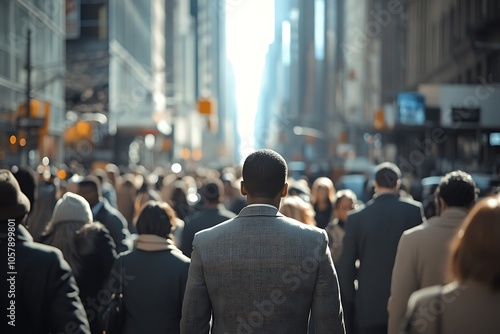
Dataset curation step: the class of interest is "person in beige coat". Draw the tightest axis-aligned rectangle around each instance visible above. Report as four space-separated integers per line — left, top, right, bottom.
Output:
388 171 478 334
403 194 500 334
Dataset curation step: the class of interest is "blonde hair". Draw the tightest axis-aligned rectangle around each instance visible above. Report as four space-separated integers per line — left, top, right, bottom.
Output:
311 177 336 205
280 195 316 226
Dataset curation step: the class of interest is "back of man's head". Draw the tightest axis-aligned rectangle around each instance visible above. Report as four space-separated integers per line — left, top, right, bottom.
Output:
242 149 287 198
374 162 401 189
202 178 223 204
436 170 478 208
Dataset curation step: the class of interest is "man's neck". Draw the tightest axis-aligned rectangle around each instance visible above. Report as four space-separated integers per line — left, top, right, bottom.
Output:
246 196 280 208
375 187 398 195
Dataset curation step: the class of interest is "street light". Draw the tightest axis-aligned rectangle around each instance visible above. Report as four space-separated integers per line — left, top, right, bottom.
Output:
293 126 325 139
18 29 32 166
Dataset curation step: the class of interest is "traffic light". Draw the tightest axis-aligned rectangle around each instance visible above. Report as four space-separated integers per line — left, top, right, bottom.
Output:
197 97 217 115
16 99 51 135
374 108 385 130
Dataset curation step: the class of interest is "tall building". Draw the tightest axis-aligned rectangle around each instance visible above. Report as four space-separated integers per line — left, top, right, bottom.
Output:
407 0 500 87
403 0 500 175
65 0 111 165
192 0 231 166
165 0 233 167
0 0 65 166
257 0 343 170
65 0 167 167
340 0 409 167
108 0 166 167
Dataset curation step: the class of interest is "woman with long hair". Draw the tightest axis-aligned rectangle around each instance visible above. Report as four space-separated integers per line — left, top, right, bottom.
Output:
311 177 337 229
403 195 500 334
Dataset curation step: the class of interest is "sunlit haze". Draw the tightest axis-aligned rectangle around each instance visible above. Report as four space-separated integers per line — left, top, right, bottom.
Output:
226 0 275 160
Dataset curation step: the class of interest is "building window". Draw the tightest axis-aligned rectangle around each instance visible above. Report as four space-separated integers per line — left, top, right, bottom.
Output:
80 4 107 39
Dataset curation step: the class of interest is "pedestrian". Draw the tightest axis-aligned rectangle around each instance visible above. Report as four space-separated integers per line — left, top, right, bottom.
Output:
78 175 132 254
181 149 345 334
325 189 358 262
114 200 190 334
403 194 500 334
388 170 478 334
73 223 117 334
180 178 236 257
27 175 58 241
0 169 90 334
40 192 95 266
311 177 336 228
279 194 316 225
338 162 425 334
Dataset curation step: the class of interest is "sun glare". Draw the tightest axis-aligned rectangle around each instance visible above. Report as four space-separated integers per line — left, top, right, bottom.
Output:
226 0 275 160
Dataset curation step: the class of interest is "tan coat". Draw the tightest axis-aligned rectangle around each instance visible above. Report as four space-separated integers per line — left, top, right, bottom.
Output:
388 208 468 334
404 280 500 334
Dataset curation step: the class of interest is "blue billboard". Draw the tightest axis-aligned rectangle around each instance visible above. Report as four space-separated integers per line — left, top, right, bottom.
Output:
397 92 426 126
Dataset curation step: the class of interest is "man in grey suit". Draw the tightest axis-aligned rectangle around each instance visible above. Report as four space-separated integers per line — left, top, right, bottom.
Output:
181 149 345 334
337 162 425 334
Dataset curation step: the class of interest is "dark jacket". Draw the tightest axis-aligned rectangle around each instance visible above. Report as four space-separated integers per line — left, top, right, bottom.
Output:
180 204 236 257
0 224 90 334
73 224 117 334
94 200 132 254
113 235 190 334
337 193 424 331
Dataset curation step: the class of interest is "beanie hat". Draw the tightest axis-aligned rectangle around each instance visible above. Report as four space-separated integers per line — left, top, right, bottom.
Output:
50 192 93 224
0 169 30 220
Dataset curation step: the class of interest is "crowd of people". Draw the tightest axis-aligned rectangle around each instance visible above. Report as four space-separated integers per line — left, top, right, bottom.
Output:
1 149 499 334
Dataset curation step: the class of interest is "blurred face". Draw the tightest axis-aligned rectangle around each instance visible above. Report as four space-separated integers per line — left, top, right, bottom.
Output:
335 197 354 222
78 185 99 207
317 186 329 201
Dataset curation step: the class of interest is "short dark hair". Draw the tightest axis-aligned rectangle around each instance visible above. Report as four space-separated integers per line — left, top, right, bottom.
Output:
436 171 477 208
450 195 500 290
375 162 401 189
202 178 223 203
242 149 287 198
136 201 177 237
79 176 102 196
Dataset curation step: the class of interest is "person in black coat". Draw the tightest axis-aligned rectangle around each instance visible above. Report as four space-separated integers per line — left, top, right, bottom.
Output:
181 178 236 257
0 169 90 334
78 175 132 254
73 223 117 334
112 200 190 334
337 163 425 334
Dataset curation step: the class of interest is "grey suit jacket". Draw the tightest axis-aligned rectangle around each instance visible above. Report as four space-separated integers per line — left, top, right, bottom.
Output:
180 205 345 334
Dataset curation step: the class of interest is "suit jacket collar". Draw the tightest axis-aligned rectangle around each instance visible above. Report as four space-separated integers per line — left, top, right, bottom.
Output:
433 207 468 228
372 192 399 200
237 205 284 218
91 200 104 217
